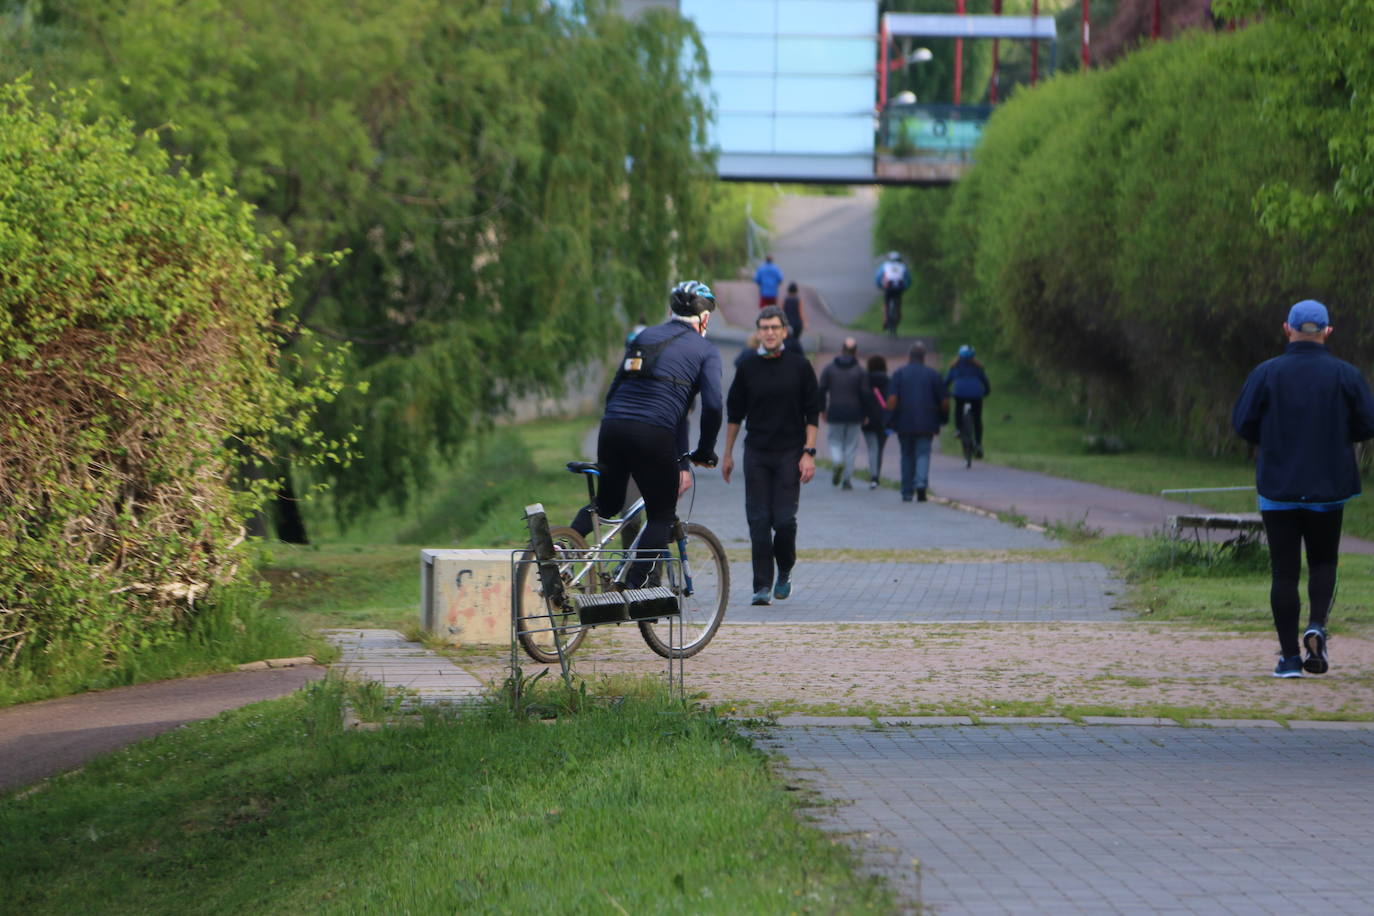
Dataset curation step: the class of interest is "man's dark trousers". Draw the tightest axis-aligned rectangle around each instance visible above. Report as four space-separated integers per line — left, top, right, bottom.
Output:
743 445 802 592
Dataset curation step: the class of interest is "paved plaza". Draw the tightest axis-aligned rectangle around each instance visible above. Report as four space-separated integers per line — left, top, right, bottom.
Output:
762 722 1374 915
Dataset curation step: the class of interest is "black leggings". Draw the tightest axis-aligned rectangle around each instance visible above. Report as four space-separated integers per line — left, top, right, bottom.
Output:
1261 508 1343 658
572 418 678 583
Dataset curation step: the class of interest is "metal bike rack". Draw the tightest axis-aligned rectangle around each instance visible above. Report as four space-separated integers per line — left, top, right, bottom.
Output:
510 504 684 708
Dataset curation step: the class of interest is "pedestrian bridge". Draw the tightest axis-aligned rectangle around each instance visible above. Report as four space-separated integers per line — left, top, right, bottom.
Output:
668 0 1056 184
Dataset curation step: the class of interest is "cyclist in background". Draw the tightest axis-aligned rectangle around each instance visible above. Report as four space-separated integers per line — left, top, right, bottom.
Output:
572 281 723 586
946 344 991 459
875 251 911 335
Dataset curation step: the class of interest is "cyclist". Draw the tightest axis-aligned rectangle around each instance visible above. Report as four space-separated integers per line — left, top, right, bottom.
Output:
875 251 911 335
945 344 991 458
571 281 723 586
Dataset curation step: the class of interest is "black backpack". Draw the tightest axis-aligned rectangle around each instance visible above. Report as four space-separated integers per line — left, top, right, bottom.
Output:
615 323 694 389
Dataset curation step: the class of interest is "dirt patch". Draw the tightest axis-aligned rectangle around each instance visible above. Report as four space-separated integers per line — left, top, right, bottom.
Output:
460 623 1374 720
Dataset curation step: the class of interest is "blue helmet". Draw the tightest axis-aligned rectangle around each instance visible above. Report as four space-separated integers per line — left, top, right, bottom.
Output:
670 280 715 316
958 344 975 358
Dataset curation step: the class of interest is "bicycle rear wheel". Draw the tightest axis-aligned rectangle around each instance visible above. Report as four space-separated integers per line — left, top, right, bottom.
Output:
959 407 976 468
639 522 729 659
516 526 590 664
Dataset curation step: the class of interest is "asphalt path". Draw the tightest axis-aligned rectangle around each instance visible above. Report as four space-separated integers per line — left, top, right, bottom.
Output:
0 666 323 793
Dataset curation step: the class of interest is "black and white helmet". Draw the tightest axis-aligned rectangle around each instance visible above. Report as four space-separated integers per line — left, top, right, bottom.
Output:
669 280 716 316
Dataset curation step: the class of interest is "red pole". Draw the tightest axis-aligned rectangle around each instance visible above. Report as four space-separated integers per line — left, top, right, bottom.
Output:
954 0 965 105
1151 0 1161 39
1031 0 1040 85
1081 0 1090 69
878 16 889 109
990 0 1002 103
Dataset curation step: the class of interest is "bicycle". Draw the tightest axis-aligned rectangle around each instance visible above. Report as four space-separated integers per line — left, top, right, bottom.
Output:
515 460 730 663
957 402 978 468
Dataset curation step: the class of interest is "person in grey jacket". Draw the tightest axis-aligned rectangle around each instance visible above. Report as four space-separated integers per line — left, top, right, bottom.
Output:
887 342 947 502
1231 299 1374 678
818 337 872 490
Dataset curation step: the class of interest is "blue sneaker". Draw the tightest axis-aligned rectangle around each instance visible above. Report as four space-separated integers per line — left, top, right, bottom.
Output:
773 576 792 601
751 588 772 606
1273 655 1304 678
1303 626 1329 674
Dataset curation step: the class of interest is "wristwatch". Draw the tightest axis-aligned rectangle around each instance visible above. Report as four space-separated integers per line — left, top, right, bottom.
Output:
802 447 817 457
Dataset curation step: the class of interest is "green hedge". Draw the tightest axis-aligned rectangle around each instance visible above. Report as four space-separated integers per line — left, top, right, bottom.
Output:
939 20 1374 452
0 83 335 672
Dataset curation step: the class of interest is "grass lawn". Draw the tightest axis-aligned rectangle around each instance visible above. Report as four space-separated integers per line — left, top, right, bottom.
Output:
0 680 894 914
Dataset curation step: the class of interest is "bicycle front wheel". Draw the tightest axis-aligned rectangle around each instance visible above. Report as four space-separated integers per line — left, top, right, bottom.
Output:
639 522 729 659
516 526 590 664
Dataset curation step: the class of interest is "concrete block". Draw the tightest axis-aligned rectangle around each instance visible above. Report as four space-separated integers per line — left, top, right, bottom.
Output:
421 549 516 646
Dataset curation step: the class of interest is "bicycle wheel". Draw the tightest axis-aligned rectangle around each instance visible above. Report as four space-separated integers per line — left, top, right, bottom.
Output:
959 407 976 468
639 522 729 659
516 526 591 664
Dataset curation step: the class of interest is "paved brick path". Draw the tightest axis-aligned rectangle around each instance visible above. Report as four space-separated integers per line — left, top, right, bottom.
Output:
762 722 1374 914
725 561 1125 623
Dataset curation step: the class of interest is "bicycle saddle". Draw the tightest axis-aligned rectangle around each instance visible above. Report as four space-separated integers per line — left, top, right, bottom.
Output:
566 461 599 474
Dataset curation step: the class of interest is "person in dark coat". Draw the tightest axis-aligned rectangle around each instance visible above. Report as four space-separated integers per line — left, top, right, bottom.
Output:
818 337 871 490
945 344 991 458
862 355 891 489
781 282 806 354
1231 299 1374 678
887 342 947 502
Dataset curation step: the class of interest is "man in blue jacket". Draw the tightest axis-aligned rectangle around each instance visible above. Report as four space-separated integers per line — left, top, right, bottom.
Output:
1232 299 1374 678
887 342 947 502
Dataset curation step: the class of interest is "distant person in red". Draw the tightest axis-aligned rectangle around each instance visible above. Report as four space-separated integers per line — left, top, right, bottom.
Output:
754 254 783 308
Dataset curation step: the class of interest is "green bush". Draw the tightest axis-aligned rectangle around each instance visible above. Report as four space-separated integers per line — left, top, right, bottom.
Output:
941 22 1374 452
0 82 336 674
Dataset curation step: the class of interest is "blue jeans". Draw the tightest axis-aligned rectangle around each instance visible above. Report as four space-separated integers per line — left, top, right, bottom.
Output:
827 421 861 485
897 433 933 498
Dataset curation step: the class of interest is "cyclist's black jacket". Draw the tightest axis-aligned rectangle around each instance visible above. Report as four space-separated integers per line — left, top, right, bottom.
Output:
1231 340 1374 503
604 318 723 466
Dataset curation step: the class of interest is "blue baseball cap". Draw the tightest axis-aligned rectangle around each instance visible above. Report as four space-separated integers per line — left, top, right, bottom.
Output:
958 344 974 358
1287 299 1330 332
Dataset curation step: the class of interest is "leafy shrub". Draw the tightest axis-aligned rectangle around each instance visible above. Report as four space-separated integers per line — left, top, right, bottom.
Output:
941 22 1374 452
0 82 337 672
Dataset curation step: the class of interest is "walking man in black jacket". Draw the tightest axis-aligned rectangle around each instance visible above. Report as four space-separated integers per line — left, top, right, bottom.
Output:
819 337 871 489
1232 299 1374 677
722 306 820 606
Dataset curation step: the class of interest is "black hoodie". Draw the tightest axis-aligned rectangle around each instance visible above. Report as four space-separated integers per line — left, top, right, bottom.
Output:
818 353 871 424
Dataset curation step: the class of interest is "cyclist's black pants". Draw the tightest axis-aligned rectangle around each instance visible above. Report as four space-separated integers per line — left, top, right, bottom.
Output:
954 397 984 446
743 444 801 592
572 418 677 585
1261 507 1343 658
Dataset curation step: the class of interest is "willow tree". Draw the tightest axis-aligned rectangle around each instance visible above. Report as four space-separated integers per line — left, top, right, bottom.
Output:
2 0 715 529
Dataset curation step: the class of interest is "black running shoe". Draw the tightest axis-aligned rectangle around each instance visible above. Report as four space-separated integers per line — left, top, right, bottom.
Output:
1273 655 1304 678
1303 626 1329 674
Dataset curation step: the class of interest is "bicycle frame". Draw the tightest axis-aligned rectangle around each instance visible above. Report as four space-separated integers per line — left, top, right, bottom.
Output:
571 466 698 597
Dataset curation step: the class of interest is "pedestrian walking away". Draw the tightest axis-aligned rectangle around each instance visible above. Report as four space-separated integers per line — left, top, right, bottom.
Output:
1231 299 1374 678
781 282 806 354
887 342 947 502
721 306 820 606
754 254 784 309
875 251 911 336
862 355 891 489
819 337 873 490
572 281 723 585
946 344 991 458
